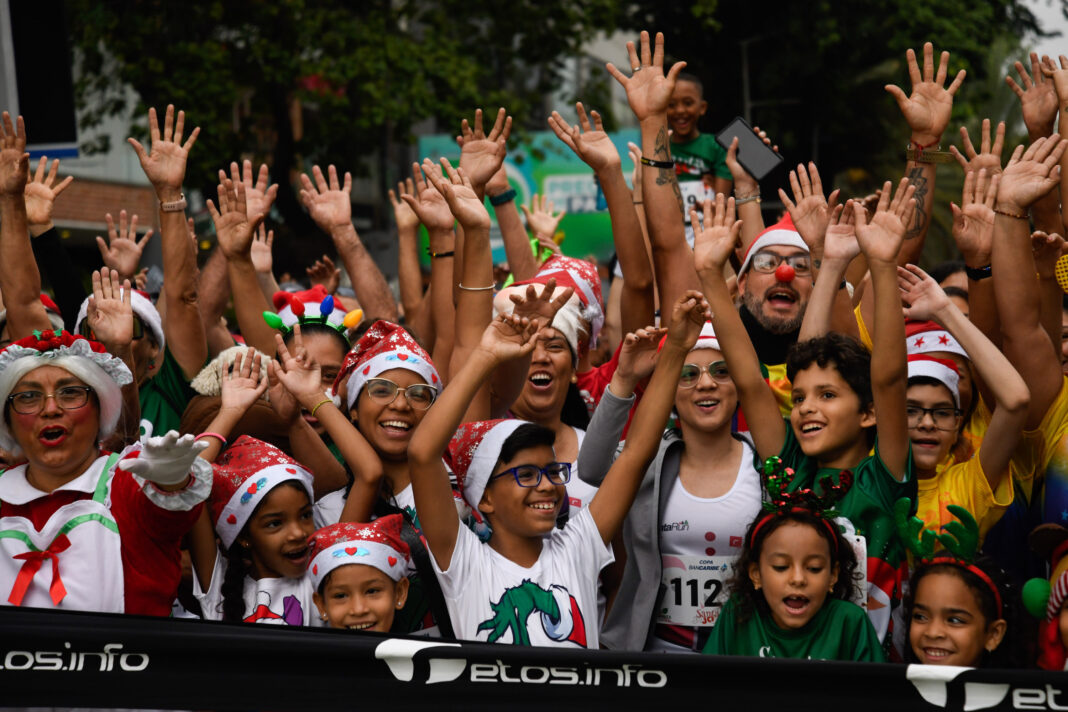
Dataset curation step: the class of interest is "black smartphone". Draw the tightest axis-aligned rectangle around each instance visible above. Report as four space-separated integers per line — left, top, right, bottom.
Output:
715 117 783 181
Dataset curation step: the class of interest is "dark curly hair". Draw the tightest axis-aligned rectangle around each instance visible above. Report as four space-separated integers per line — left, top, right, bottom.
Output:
727 507 859 625
787 333 874 446
904 555 1024 668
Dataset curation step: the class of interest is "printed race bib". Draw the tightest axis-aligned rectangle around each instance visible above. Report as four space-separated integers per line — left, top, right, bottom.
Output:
658 554 733 627
679 181 714 224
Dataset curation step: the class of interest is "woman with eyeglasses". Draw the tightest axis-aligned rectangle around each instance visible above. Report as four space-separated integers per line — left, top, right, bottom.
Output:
576 320 764 653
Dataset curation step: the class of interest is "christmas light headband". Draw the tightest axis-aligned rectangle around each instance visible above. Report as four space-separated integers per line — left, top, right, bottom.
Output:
749 456 853 553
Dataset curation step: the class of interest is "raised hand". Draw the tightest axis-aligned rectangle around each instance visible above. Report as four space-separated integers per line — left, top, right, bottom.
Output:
222 160 277 226
508 278 576 332
824 200 861 265
615 325 666 384
0 112 28 197
1007 53 1058 139
691 193 742 276
388 177 420 232
478 313 539 363
547 102 621 172
400 162 454 231
950 168 998 264
95 210 153 280
777 162 839 254
457 107 512 192
266 360 300 424
273 324 326 405
606 31 686 123
520 193 566 240
86 267 134 347
24 157 73 228
306 254 340 294
853 178 916 265
120 431 208 486
249 223 274 275
1041 54 1068 106
219 347 268 415
725 126 778 195
996 134 1067 212
949 119 1006 176
885 42 966 146
898 264 953 323
207 178 261 260
299 164 353 232
424 158 489 230
127 105 199 199
664 290 710 351
1032 230 1067 280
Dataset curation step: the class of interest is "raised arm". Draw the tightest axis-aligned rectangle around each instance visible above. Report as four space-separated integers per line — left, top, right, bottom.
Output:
407 313 538 570
127 105 207 379
692 193 786 458
606 31 701 311
0 113 52 337
852 180 916 480
86 268 140 449
885 43 965 266
729 127 777 254
95 210 153 284
588 292 705 544
798 200 860 341
899 265 1028 488
389 178 432 343
1008 53 1061 235
25 157 81 327
300 165 397 322
1031 230 1067 360
1043 55 1068 234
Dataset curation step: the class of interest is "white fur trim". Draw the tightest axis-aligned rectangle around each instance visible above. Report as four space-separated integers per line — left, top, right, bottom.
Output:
738 229 809 274
906 329 968 359
277 301 346 329
463 420 525 512
215 464 315 548
344 350 439 411
190 346 272 397
907 358 961 408
309 539 407 590
75 291 164 352
0 347 131 453
692 322 720 353
132 456 212 511
1049 569 1068 620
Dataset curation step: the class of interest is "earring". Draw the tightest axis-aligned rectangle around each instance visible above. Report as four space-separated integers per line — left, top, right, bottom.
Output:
320 612 328 621
570 373 578 384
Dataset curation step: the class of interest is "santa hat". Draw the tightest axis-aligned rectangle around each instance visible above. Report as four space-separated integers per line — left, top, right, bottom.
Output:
494 256 604 354
307 515 411 590
332 320 439 411
1027 524 1068 669
189 345 272 397
0 330 131 453
262 284 362 335
210 435 315 549
445 419 526 512
75 289 165 352
738 213 809 275
0 294 65 334
905 320 968 359
692 321 721 353
907 354 961 408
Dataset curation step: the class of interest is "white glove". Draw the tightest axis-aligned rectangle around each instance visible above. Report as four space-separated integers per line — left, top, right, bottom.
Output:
119 431 209 486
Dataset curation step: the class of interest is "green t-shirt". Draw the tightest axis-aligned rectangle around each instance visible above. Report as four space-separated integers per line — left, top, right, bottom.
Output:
671 134 731 182
139 348 196 437
702 596 885 662
768 424 916 643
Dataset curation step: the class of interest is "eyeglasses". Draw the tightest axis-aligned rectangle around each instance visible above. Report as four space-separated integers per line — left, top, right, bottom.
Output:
78 317 145 341
490 462 572 488
906 405 962 431
8 386 94 415
750 252 811 275
679 361 730 388
364 378 437 410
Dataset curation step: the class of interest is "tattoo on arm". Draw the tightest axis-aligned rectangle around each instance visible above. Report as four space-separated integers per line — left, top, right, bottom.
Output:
653 126 685 215
905 165 929 240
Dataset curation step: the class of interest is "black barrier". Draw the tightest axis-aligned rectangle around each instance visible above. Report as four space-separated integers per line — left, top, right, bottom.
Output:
0 606 1066 711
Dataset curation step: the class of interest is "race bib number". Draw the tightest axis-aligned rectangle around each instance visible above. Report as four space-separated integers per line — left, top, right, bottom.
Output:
658 554 733 627
679 181 714 224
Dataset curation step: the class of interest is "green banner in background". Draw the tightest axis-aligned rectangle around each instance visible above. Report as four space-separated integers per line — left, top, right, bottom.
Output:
417 129 640 266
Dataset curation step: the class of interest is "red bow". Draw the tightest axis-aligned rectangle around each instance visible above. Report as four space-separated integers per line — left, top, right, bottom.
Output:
8 533 71 606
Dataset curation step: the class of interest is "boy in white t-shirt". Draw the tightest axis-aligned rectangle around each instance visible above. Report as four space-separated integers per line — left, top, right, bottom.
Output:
408 294 708 647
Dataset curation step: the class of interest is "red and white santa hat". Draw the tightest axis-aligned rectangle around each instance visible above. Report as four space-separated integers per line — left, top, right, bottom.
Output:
907 354 961 408
445 418 527 512
209 435 315 549
264 284 362 334
905 320 968 359
0 330 132 453
493 256 604 355
75 288 165 352
738 213 809 275
0 294 64 334
692 321 721 352
332 320 440 411
306 515 411 589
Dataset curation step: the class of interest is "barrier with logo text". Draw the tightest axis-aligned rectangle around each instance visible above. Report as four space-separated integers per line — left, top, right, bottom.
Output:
0 607 1065 711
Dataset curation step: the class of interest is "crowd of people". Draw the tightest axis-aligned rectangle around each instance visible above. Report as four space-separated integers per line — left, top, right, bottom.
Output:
5 29 1068 671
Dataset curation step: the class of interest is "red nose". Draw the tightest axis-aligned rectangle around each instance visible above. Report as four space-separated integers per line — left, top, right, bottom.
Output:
775 263 796 282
